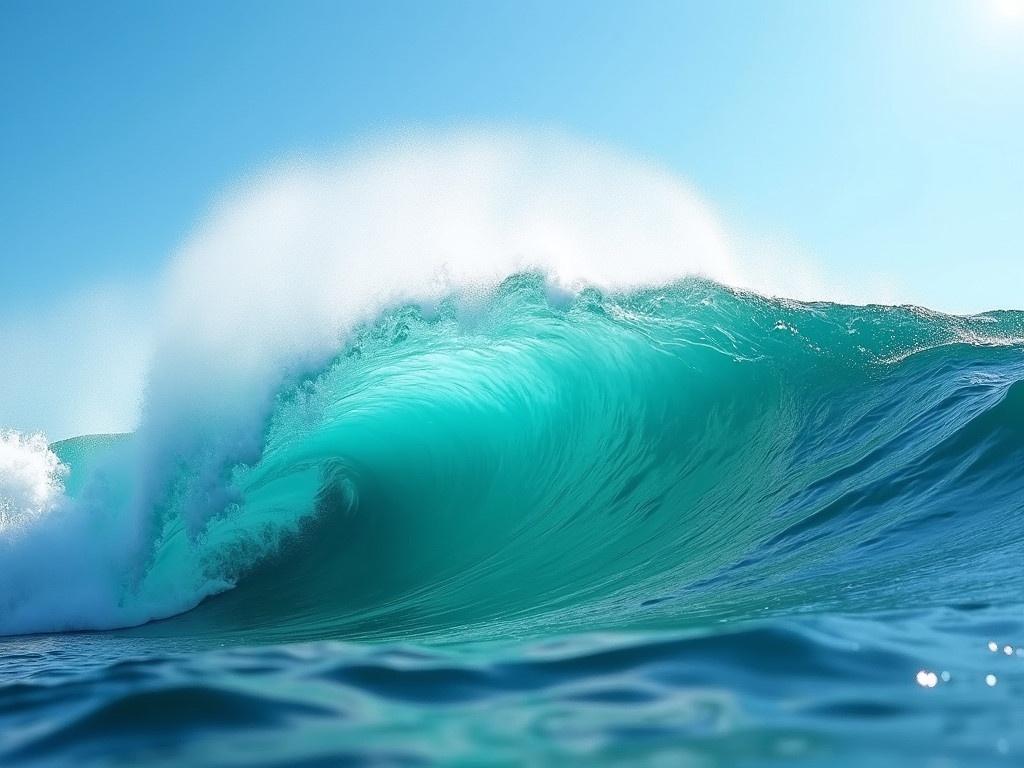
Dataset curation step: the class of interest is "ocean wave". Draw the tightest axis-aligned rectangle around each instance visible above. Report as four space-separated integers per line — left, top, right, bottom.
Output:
3 275 1021 641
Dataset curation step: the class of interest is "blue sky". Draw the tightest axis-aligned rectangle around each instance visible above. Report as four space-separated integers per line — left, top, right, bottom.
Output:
2 0 1023 436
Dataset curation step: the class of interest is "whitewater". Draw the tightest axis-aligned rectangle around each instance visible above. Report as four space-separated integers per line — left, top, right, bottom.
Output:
1 132 1023 766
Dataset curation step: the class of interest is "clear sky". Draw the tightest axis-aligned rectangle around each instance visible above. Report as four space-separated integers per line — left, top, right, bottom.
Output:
1 0 1023 437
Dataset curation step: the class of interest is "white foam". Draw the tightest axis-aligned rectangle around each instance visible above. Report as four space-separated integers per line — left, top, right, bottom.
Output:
158 130 736 378
0 431 130 634
0 431 66 532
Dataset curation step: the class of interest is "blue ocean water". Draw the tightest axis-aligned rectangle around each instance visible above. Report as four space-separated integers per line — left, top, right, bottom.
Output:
2 275 1023 766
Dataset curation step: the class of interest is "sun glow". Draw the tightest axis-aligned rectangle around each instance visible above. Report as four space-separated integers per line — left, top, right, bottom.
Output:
992 0 1024 21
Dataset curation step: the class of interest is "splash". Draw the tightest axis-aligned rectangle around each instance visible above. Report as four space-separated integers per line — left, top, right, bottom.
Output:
0 432 66 532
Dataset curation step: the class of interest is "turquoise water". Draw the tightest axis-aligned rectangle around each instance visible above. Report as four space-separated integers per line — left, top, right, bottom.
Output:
2 275 1023 765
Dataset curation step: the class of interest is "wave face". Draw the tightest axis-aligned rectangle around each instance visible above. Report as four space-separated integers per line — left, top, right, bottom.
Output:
3 276 1024 765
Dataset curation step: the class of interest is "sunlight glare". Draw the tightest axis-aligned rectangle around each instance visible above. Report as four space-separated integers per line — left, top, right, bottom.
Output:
992 0 1024 21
